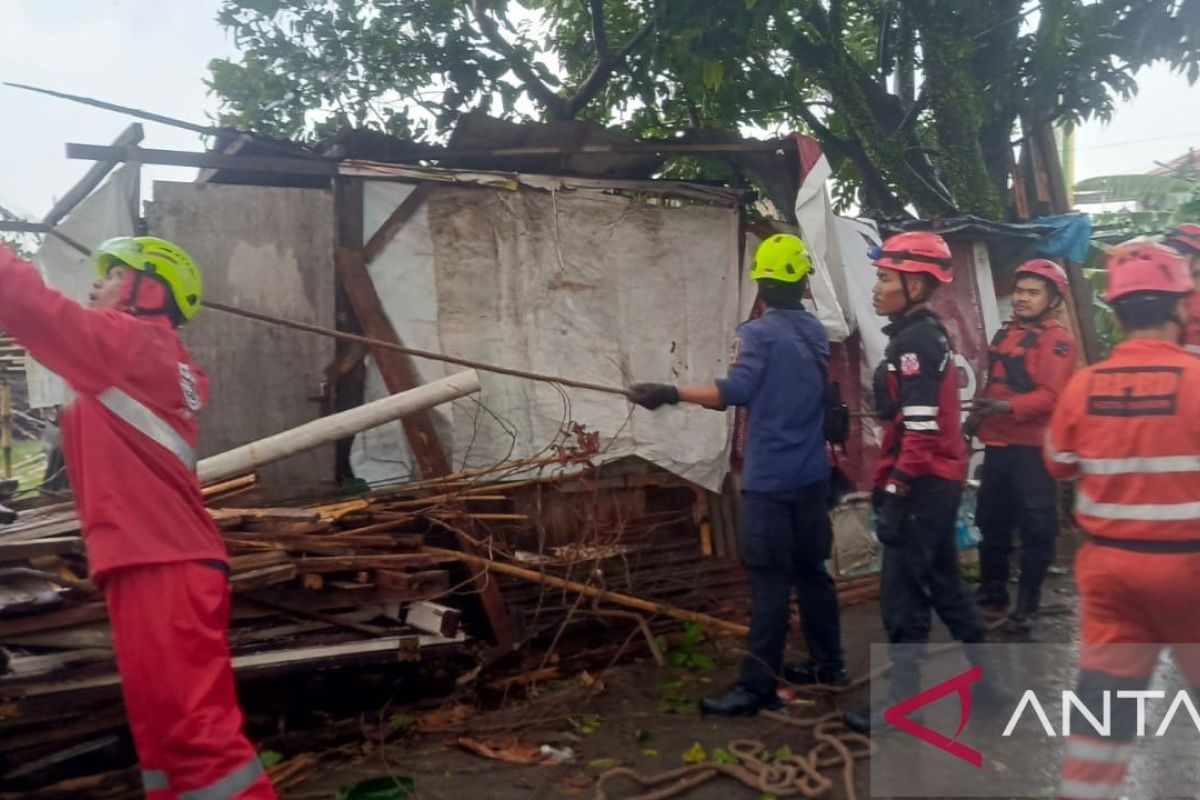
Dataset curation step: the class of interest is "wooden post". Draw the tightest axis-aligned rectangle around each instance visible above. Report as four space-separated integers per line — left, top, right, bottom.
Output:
334 178 450 479
1 380 12 479
334 177 516 649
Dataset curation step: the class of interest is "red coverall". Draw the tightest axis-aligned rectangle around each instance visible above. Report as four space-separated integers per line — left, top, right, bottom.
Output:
974 318 1077 616
0 245 276 800
1045 339 1200 800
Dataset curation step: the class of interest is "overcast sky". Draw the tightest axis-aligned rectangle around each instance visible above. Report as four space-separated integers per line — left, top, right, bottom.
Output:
1 0 1197 220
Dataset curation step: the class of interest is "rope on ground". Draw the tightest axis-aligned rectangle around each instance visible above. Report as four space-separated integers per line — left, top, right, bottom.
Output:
591 711 875 800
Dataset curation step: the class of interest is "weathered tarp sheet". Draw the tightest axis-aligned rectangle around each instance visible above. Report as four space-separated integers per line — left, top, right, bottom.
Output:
351 182 743 491
27 165 138 409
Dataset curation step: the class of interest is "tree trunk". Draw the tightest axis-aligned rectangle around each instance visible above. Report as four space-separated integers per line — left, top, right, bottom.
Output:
916 10 1006 218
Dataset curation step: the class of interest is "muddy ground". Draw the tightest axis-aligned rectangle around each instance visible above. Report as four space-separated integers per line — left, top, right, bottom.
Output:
286 571 1082 800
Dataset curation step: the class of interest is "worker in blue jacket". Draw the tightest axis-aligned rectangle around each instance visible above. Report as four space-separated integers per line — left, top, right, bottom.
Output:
628 233 845 716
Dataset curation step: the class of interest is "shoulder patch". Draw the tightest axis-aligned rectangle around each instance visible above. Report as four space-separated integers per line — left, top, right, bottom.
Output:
178 363 202 413
730 336 741 364
1053 340 1071 357
900 352 920 376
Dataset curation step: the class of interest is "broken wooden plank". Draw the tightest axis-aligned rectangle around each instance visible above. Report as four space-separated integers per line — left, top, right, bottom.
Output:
424 547 750 638
293 553 455 573
229 564 298 594
0 603 107 639
0 537 83 561
43 124 144 227
363 183 433 265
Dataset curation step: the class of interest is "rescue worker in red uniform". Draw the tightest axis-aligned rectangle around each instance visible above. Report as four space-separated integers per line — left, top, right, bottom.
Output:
967 259 1077 633
1163 222 1200 354
1046 242 1200 800
844 232 1004 734
0 239 277 800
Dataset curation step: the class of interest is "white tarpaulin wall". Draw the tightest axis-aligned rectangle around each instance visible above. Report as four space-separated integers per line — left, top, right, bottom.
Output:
351 182 743 491
27 164 139 409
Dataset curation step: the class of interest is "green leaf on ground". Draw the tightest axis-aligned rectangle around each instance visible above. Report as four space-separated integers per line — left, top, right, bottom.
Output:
682 742 708 764
712 747 740 765
335 775 416 800
259 750 283 769
588 758 622 771
389 713 416 733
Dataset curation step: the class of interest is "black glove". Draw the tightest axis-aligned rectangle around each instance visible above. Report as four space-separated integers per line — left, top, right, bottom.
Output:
963 411 984 439
874 491 908 547
627 383 680 411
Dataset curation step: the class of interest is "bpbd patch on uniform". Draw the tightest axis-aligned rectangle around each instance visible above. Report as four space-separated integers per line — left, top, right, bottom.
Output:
1086 366 1183 417
900 352 920 376
1053 341 1070 357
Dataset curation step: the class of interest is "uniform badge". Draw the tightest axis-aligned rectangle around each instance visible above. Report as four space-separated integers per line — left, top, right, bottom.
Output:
178 363 202 412
900 352 920 376
1053 341 1070 357
730 337 741 364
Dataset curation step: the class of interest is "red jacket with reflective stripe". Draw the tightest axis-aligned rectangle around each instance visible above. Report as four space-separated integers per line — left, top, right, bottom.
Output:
873 309 968 490
0 246 227 580
979 318 1078 447
1045 339 1200 542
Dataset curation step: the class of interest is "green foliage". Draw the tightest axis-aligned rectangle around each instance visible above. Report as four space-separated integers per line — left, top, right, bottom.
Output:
209 0 1200 217
657 677 693 714
655 622 715 671
566 714 601 735
336 776 415 800
0 236 34 260
258 750 283 769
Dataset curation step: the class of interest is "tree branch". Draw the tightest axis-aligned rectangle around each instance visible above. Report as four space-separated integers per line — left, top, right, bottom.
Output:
472 1 568 119
589 0 609 57
563 5 659 118
793 102 905 215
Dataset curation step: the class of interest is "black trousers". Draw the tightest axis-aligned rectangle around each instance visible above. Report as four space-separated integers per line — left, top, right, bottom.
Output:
880 477 984 670
737 481 844 697
975 445 1058 599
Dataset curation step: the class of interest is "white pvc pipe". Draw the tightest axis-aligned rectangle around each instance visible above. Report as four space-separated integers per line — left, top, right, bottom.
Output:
197 370 480 484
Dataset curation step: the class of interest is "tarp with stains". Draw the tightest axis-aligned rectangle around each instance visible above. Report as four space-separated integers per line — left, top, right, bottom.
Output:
352 181 743 491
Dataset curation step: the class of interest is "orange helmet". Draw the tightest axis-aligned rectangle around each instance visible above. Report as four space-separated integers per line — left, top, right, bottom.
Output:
871 232 954 283
1015 259 1069 296
1104 242 1191 303
1165 223 1200 255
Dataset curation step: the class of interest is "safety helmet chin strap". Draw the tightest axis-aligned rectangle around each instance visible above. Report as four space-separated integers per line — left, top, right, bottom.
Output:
122 272 180 325
897 273 932 317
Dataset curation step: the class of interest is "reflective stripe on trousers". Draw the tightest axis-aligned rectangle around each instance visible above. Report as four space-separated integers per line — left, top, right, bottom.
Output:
173 757 265 800
93 387 197 472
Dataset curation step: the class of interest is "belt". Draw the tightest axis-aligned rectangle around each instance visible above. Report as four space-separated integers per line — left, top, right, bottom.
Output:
1084 533 1200 553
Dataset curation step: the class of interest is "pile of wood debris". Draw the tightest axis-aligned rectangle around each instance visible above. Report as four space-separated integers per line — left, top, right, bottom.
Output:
0 454 881 797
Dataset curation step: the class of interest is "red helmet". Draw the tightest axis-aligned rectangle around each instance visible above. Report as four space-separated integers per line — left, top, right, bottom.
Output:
872 231 954 283
1104 242 1192 303
1015 258 1069 296
1165 223 1200 255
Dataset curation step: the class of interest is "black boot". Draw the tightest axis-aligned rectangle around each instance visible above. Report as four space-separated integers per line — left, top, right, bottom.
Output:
783 660 849 687
842 659 920 735
975 580 1010 614
698 684 781 717
1006 562 1048 635
962 641 1014 709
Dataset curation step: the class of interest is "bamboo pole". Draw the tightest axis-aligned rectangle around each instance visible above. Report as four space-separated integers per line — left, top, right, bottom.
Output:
423 546 750 637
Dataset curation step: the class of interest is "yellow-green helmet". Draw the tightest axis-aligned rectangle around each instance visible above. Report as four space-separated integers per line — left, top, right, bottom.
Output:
749 233 812 284
95 236 203 323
